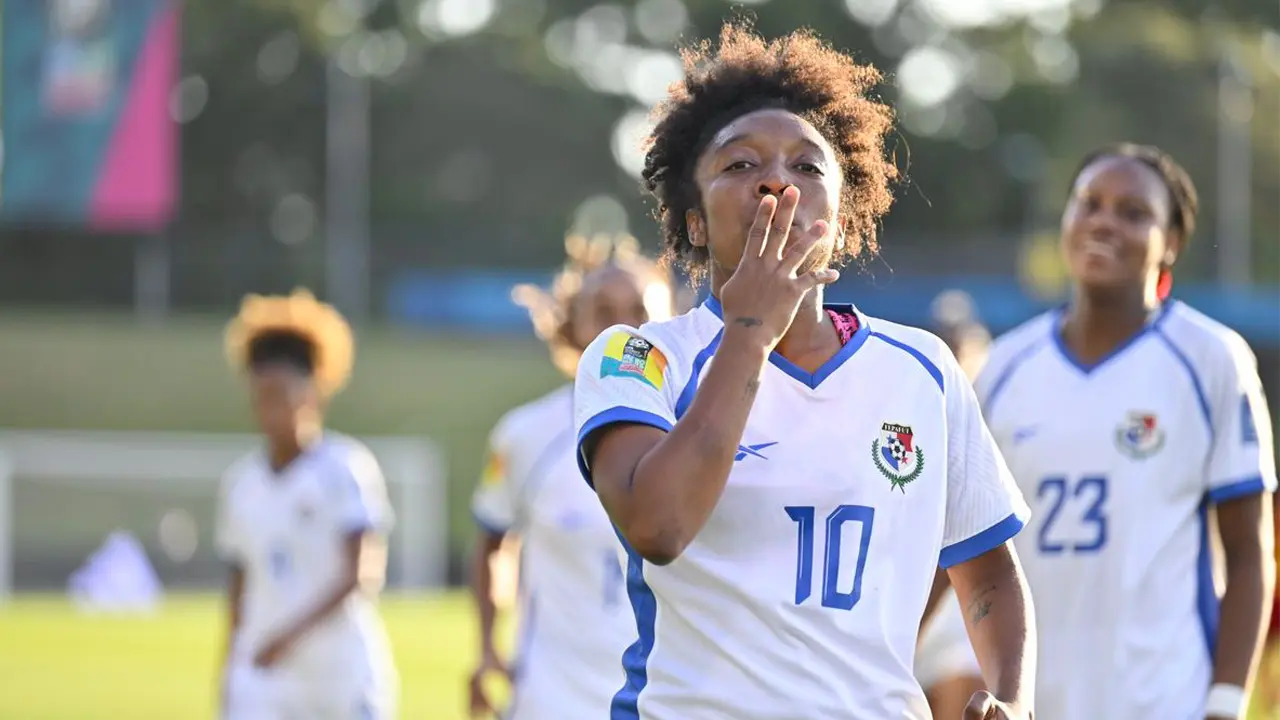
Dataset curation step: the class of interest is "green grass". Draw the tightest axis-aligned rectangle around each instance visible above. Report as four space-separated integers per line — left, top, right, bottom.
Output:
2 592 1277 719
0 592 506 720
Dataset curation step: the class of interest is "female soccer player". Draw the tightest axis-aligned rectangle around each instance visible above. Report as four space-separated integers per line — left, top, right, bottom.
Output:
467 235 676 719
573 22 1036 720
977 143 1277 720
217 289 397 720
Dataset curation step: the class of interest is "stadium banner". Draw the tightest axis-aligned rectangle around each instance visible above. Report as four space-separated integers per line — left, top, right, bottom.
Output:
1 0 177 231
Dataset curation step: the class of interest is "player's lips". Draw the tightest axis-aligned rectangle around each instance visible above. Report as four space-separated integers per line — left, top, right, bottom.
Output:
1079 236 1118 261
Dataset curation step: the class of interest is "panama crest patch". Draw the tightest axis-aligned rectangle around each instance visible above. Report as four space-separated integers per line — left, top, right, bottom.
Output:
872 422 924 492
1114 411 1165 459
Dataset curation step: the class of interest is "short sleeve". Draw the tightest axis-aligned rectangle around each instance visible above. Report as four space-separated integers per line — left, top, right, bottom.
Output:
574 326 678 487
333 447 395 535
940 352 1031 569
1205 336 1277 503
214 470 243 563
471 419 519 535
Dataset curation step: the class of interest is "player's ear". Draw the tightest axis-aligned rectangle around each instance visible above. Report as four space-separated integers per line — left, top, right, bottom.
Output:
1162 229 1183 268
686 210 707 249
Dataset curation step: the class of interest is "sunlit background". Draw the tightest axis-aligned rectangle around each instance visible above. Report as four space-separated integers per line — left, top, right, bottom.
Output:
0 0 1276 717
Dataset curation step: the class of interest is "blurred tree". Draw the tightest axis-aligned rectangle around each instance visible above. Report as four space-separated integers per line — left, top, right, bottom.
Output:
5 0 1273 311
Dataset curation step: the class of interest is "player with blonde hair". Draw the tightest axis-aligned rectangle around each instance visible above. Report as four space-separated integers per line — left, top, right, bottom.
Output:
468 235 675 719
217 289 397 719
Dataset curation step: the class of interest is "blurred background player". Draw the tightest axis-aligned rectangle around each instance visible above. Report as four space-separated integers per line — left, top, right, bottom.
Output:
467 235 675 719
217 289 398 720
976 144 1276 720
914 290 992 719
575 22 1035 720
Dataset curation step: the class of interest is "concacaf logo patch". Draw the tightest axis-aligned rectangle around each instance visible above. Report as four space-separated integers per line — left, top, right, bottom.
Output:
872 422 924 492
600 332 666 390
1114 411 1165 459
480 451 506 487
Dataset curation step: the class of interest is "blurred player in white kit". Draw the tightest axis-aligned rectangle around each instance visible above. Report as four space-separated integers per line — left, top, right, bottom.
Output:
468 235 675 719
216 289 398 720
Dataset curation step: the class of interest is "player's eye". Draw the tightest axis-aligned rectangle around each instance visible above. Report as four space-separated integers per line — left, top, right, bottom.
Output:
795 162 824 176
723 160 753 172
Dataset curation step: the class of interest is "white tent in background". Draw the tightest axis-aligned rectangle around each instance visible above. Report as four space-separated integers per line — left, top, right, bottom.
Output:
68 530 163 613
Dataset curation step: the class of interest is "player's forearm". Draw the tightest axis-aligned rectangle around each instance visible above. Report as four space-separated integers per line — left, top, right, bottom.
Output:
221 565 244 667
279 574 362 645
624 328 768 562
951 545 1036 709
1213 539 1275 689
469 533 504 653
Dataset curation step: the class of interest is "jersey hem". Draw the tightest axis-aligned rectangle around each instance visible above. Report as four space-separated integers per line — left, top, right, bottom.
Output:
576 407 675 488
471 509 510 536
939 512 1025 569
1207 475 1270 504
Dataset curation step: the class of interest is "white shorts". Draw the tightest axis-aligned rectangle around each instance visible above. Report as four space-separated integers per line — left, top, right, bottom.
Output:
223 664 395 720
914 589 981 690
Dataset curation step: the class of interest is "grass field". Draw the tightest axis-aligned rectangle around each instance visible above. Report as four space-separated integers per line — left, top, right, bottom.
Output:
2 591 1278 719
0 592 506 720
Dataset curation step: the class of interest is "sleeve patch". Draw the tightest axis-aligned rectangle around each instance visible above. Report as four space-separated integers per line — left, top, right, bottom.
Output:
600 332 667 390
480 451 506 486
1242 394 1259 445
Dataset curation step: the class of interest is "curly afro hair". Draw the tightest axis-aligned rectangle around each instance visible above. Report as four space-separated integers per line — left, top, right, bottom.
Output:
224 288 355 397
641 20 899 282
512 233 673 377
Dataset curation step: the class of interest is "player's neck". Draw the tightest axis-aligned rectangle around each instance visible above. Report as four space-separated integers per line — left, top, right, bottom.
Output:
1063 285 1162 363
774 288 839 371
266 426 323 474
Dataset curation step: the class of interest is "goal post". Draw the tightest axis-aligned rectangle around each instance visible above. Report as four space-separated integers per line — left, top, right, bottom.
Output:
0 430 447 601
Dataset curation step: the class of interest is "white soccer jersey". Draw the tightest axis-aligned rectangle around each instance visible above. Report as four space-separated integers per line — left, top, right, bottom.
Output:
216 434 397 716
976 301 1278 720
573 297 1030 720
472 384 633 719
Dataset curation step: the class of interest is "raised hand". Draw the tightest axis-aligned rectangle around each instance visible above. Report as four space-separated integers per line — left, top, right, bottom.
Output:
963 690 1031 720
718 186 839 352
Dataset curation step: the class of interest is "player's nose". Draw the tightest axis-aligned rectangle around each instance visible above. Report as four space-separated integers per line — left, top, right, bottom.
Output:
756 165 791 198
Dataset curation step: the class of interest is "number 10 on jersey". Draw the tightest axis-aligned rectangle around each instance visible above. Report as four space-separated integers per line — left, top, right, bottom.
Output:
785 505 875 610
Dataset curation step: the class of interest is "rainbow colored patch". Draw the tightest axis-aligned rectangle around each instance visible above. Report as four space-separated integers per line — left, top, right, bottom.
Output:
600 332 667 390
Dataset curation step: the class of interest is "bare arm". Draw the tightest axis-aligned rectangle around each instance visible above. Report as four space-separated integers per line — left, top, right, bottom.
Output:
948 542 1035 713
1212 494 1275 693
587 327 768 565
222 563 244 668
469 530 507 659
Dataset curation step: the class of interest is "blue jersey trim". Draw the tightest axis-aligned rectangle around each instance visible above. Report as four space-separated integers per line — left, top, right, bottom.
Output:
982 338 1048 418
702 296 872 390
939 512 1025 569
1195 499 1219 662
1050 301 1173 375
471 510 509 536
576 407 675 488
1153 328 1214 439
1207 474 1268 504
675 331 723 419
870 332 944 392
611 527 657 720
